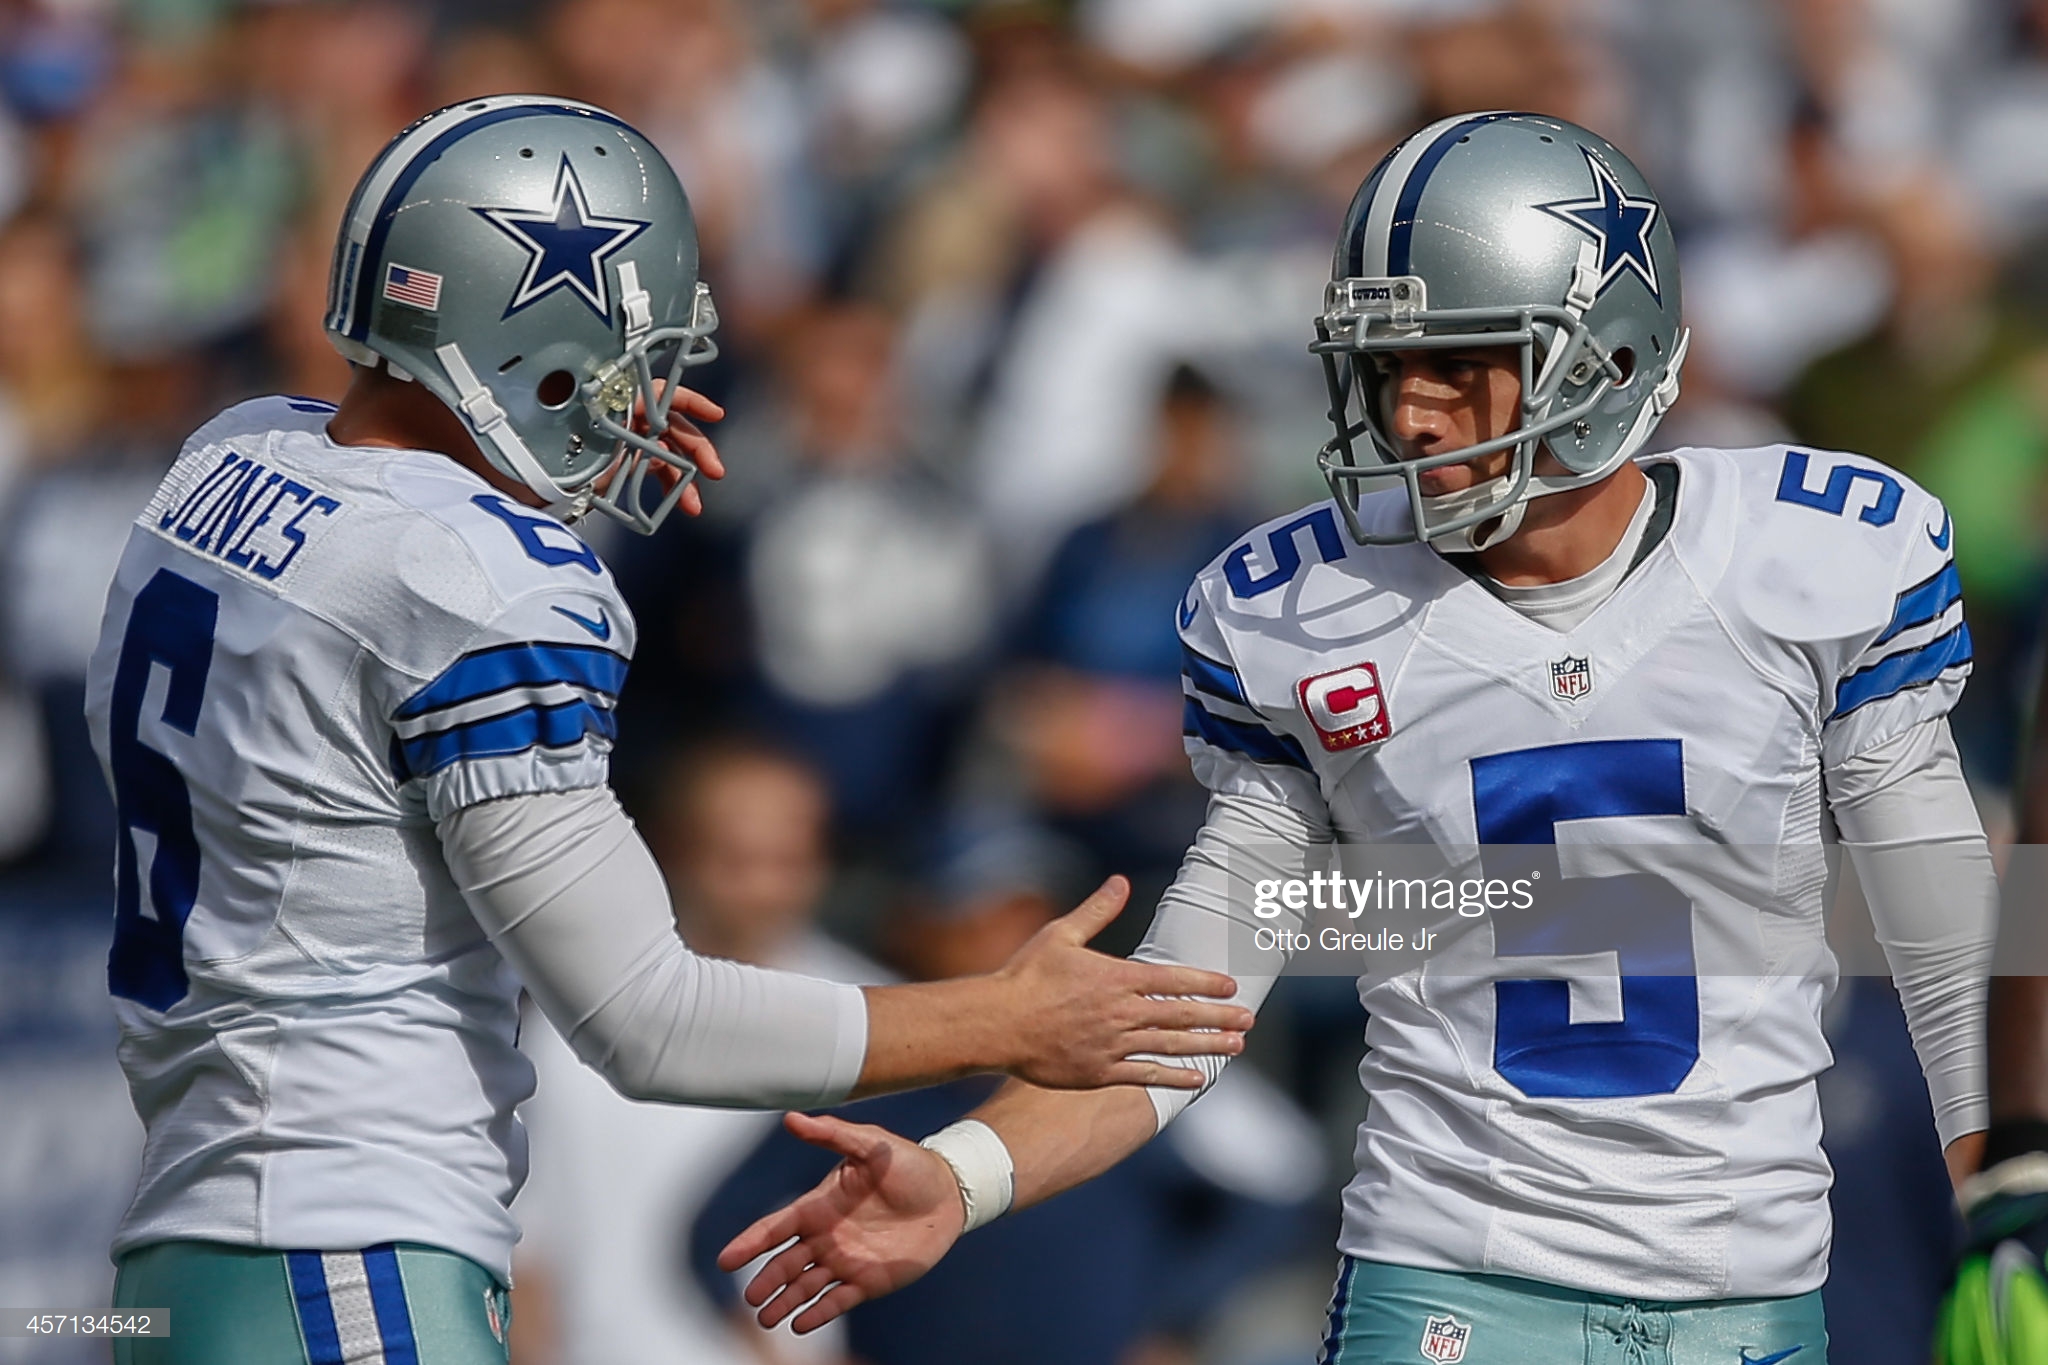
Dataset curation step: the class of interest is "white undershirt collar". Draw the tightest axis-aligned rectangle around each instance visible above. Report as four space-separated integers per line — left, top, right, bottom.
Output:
1481 474 1659 634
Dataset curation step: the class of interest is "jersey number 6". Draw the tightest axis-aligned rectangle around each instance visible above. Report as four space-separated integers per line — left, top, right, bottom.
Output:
1470 738 1699 1098
107 568 219 1011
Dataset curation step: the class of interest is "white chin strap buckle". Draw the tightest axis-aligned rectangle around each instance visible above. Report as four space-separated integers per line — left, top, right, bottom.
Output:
1422 472 1528 552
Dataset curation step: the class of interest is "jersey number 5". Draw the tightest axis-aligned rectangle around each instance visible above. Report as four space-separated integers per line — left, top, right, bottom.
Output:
107 569 219 1011
1471 738 1699 1098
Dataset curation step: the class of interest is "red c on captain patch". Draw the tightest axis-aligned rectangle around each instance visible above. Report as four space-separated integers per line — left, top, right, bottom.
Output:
1297 661 1392 751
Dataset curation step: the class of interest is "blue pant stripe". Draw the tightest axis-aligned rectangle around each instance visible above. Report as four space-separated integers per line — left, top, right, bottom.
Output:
285 1251 345 1365
362 1245 421 1365
1318 1257 1358 1365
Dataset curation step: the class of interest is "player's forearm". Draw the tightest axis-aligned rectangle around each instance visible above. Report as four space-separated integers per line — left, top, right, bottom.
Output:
848 976 1021 1098
969 1078 1162 1211
1827 719 1995 1146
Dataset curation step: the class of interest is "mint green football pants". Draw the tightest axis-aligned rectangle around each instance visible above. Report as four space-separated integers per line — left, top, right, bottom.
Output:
111 1240 510 1365
1317 1258 1827 1365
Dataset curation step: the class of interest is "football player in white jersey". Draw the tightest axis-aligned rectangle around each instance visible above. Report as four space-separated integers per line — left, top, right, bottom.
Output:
84 96 1253 1365
719 113 1998 1364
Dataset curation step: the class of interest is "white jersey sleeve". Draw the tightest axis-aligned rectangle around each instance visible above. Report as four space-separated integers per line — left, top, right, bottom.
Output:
1130 560 1340 1128
1731 447 1970 767
371 464 636 822
1176 567 1335 819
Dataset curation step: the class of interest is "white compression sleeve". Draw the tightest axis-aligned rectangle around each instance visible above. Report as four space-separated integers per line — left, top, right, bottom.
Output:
1133 791 1333 1131
1825 717 1994 1147
439 786 868 1108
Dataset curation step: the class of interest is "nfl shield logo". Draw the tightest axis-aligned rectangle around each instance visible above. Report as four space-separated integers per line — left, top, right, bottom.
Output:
1550 655 1593 702
1420 1313 1471 1363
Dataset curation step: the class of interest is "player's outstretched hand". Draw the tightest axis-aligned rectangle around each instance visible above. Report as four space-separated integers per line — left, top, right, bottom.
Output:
718 1112 963 1335
630 383 725 517
1937 1157 2048 1362
989 875 1251 1090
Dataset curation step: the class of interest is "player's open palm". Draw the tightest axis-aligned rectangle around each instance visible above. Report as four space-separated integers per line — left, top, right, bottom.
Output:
992 876 1251 1090
719 1113 963 1335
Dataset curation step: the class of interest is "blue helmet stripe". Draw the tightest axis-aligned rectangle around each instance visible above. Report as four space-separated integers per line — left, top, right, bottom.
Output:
349 102 634 344
1335 144 1400 279
1386 111 1516 276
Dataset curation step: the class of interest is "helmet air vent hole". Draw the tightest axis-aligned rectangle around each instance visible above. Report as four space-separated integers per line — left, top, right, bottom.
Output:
1540 135 1554 144
537 370 578 409
498 355 523 374
1458 135 1470 143
520 148 534 158
594 145 607 155
1651 334 1664 355
1612 348 1637 385
467 102 486 111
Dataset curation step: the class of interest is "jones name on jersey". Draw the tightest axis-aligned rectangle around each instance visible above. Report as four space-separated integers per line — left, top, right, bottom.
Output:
1175 443 1966 1300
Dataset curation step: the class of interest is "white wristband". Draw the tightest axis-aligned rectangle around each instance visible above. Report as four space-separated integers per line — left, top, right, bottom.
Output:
919 1119 1015 1233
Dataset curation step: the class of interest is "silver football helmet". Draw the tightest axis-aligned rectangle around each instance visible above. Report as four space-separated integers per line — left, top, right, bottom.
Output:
1314 112 1689 550
324 94 719 533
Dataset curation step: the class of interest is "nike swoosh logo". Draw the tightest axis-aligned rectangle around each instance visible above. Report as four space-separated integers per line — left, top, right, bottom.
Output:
552 605 612 641
1929 510 1952 551
1738 1347 1805 1365
1179 592 1199 630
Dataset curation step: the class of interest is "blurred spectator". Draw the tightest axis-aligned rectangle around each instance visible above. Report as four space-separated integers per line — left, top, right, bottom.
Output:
1680 103 1892 406
875 51 1194 581
1957 0 2048 240
619 298 995 845
989 363 1252 929
513 739 886 1365
65 20 301 360
691 816 1323 1365
785 0 970 281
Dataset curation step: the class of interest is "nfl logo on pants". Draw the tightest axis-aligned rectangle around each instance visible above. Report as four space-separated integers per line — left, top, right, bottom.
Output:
1421 1313 1471 1363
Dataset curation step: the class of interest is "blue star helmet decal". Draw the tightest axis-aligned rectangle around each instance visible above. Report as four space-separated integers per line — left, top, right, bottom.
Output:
475 156 650 321
1535 147 1662 304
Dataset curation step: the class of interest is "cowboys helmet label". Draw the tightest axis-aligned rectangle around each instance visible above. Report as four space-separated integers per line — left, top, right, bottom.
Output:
1550 655 1594 702
1298 661 1392 751
1420 1313 1471 1363
1535 146 1662 303
475 155 649 321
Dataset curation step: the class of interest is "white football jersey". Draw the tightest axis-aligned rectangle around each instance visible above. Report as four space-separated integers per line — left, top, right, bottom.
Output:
1177 445 1968 1300
84 397 637 1280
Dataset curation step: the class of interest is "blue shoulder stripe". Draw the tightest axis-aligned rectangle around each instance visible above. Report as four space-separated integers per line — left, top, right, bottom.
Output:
399 697 617 777
1183 697 1312 771
1181 644 1247 705
1873 561 1962 647
1833 621 1972 719
398 641 628 719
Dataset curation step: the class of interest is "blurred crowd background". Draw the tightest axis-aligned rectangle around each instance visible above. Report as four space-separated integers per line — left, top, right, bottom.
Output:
2 0 2045 1361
